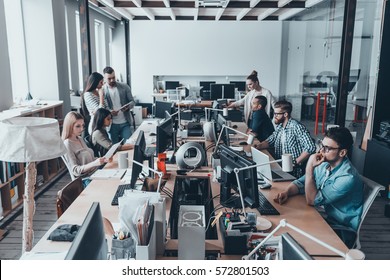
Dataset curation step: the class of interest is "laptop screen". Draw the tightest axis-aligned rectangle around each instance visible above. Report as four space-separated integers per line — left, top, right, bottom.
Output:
251 147 273 181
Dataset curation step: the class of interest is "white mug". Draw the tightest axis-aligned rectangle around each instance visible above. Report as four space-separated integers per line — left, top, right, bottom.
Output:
282 154 293 172
118 152 128 169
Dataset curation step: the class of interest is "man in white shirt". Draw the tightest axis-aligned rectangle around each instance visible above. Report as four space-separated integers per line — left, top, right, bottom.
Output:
103 66 135 143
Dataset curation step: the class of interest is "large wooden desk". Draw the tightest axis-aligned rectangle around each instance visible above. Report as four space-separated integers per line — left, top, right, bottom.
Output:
29 121 348 259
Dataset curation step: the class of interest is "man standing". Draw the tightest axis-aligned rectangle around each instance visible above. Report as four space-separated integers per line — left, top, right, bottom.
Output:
248 95 274 142
273 127 363 248
255 100 316 177
103 66 135 143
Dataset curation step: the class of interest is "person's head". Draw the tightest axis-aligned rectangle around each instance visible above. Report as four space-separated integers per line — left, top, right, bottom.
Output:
62 112 84 140
103 66 116 88
273 100 292 125
251 95 267 111
83 72 104 93
92 108 112 132
320 127 353 162
246 70 260 91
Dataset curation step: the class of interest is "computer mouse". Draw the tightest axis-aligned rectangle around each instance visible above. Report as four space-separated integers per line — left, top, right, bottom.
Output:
149 132 156 136
259 182 272 189
232 125 238 129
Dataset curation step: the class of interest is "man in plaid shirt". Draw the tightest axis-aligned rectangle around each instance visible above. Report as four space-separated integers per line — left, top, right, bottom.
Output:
255 100 316 177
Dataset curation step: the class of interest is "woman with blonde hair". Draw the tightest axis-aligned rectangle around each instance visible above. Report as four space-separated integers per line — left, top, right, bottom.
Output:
228 70 276 124
62 111 108 187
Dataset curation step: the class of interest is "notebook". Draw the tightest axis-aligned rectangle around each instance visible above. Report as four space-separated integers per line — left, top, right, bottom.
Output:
251 147 296 182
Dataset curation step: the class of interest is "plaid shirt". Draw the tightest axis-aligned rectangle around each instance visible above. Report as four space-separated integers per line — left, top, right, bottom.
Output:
266 118 316 176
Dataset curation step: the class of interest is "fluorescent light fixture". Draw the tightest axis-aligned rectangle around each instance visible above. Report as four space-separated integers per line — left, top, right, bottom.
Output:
198 0 228 8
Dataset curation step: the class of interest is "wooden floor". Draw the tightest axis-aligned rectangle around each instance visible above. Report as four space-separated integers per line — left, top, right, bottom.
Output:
0 172 389 260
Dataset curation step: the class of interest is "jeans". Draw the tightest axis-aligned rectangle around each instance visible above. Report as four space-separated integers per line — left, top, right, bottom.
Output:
109 122 134 143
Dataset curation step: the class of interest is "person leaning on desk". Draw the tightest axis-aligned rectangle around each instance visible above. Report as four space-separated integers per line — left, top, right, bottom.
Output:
91 108 134 156
62 111 109 188
273 127 364 248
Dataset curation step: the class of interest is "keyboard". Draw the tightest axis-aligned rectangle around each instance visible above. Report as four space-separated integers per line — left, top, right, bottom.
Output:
257 191 280 215
145 146 156 157
111 184 133 206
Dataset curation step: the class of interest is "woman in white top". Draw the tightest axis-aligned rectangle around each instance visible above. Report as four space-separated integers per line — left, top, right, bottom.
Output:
62 111 108 187
228 70 276 124
81 72 109 134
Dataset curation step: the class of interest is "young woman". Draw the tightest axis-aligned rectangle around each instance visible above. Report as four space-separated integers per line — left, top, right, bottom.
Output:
228 70 276 124
91 108 134 156
62 111 108 187
81 72 108 134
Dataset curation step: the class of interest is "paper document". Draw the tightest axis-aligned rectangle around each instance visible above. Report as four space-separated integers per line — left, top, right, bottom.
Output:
104 139 123 159
90 169 126 180
118 102 132 111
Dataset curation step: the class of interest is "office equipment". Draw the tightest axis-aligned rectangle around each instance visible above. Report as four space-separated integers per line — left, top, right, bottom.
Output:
0 117 66 253
175 142 206 169
257 191 280 215
251 147 296 182
156 116 174 154
210 84 235 100
243 219 365 260
65 202 108 260
104 139 123 160
204 107 228 121
129 158 163 193
279 232 313 260
111 183 134 206
200 81 216 99
155 100 175 119
230 81 246 91
214 124 254 153
187 121 204 136
164 81 180 90
131 130 155 185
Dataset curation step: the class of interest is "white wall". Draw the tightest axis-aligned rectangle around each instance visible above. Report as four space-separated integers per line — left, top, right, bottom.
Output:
130 21 283 103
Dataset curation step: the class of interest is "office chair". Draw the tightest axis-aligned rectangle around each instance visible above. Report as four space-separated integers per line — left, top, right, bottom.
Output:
61 155 75 181
56 177 83 218
332 176 385 249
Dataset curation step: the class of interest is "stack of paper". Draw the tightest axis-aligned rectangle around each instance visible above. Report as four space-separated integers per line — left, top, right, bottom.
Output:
90 169 126 180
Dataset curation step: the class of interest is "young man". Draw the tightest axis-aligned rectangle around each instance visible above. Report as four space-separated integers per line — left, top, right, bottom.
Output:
248 95 274 142
103 66 135 143
255 100 316 177
274 127 363 248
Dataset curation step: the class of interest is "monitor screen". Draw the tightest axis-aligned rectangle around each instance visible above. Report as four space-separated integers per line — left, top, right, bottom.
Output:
131 130 146 187
155 101 175 119
210 84 235 100
65 202 108 260
156 116 174 154
165 81 180 90
230 81 246 92
219 144 259 208
216 114 229 146
280 232 313 260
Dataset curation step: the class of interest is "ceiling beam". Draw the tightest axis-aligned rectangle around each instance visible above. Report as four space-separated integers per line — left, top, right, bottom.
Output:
258 8 278 21
278 0 293 8
237 8 251 21
278 7 305 20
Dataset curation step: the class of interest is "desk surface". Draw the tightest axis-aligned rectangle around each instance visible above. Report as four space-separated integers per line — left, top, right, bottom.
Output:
29 121 348 259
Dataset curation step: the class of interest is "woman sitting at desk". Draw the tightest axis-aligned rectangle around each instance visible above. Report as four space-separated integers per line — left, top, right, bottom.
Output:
91 108 134 156
62 111 108 187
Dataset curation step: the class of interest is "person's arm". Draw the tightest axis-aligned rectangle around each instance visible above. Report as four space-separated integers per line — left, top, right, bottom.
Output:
273 182 300 205
295 123 317 165
228 94 247 108
119 143 134 151
304 153 325 205
93 130 113 150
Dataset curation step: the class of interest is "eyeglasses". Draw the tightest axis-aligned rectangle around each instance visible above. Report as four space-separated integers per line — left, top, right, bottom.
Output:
273 111 286 116
318 141 340 153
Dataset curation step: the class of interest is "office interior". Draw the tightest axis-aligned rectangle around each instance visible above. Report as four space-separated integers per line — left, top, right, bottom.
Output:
0 0 390 260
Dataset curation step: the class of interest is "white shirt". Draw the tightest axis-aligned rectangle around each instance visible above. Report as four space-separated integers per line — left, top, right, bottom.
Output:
108 87 127 124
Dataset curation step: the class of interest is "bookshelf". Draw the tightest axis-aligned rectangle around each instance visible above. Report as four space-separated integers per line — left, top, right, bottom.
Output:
0 101 65 223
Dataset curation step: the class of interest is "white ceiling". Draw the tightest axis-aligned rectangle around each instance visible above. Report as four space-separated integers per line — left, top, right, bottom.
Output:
91 0 370 21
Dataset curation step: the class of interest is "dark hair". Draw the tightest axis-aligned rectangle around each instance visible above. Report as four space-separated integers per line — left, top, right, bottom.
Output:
92 108 112 133
103 66 114 74
246 70 259 83
254 95 267 108
83 72 103 93
274 100 292 115
325 127 354 152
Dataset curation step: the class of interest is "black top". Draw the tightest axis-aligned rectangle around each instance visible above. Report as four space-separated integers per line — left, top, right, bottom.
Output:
249 109 275 142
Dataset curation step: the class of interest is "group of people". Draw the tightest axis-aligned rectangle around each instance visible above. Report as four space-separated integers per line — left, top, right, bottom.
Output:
62 66 135 187
229 70 363 248
60 67 363 248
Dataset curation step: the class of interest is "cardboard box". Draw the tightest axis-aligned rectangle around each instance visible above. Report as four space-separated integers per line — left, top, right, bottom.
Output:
142 108 148 118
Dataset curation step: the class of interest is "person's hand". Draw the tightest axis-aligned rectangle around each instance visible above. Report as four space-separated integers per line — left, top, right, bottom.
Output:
274 191 289 205
306 152 325 170
121 104 130 112
111 110 118 116
95 157 107 166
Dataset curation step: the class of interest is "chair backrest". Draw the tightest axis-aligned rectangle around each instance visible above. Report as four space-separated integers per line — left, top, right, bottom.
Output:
354 176 385 249
56 177 83 218
61 155 76 181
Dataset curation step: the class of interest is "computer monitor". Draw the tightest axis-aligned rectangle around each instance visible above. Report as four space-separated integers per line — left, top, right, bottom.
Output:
219 144 259 208
65 202 108 260
210 84 235 100
230 81 246 92
200 81 216 100
156 116 174 154
131 130 147 187
165 81 180 90
280 232 313 260
216 114 230 146
155 101 175 119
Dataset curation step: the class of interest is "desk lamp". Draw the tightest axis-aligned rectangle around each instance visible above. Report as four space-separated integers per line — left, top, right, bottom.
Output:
233 154 293 217
128 158 164 193
214 124 255 153
242 219 365 260
0 117 66 253
204 107 228 121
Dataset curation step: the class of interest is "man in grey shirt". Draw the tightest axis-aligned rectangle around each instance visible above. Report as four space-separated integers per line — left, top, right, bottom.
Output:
103 66 135 143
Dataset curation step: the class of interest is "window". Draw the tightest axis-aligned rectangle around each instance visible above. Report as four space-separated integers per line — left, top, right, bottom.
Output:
94 19 106 72
75 11 83 90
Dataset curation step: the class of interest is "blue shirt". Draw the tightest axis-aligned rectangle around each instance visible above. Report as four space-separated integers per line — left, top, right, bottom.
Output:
293 158 363 231
248 109 274 142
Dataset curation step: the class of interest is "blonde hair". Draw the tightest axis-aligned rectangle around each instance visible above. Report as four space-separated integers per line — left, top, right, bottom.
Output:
62 111 84 140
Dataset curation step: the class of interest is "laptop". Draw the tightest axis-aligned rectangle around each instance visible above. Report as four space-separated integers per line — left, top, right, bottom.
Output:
251 147 296 182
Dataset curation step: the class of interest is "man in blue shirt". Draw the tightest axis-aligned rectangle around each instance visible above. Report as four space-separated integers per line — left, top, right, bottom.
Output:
247 95 274 142
274 127 363 248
